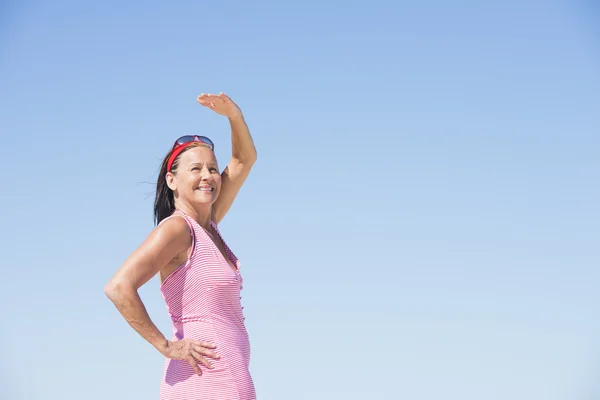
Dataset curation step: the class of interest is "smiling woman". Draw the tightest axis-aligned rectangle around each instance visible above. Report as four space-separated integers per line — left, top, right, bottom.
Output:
154 136 222 226
104 93 258 400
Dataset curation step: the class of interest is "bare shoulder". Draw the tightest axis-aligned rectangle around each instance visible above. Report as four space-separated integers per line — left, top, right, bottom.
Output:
156 214 190 234
153 215 192 247
106 215 193 291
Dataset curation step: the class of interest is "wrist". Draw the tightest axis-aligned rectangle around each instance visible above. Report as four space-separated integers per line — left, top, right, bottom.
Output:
227 111 244 121
155 338 170 356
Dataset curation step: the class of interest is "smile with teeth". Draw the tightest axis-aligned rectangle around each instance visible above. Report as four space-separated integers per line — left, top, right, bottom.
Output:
198 186 214 192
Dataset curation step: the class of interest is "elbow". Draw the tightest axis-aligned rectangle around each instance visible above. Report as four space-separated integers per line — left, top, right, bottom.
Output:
104 279 129 302
247 148 258 166
236 152 257 169
104 280 118 301
248 152 257 166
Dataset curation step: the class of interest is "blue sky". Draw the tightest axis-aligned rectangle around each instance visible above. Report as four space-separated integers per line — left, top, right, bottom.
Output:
1 1 599 399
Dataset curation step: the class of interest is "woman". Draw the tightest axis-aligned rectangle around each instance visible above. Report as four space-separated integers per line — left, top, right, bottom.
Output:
104 92 258 400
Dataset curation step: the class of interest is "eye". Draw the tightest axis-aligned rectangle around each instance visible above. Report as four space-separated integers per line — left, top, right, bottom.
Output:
191 167 201 171
210 167 219 173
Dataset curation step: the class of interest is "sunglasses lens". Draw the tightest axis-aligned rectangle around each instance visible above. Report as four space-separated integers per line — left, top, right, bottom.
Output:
175 135 196 146
200 136 214 148
174 135 214 150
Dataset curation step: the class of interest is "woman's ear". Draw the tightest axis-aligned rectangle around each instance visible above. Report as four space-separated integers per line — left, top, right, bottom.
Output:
166 172 177 191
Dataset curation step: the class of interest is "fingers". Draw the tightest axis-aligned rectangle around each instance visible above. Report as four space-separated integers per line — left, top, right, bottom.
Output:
197 95 215 107
185 339 219 375
187 356 203 376
197 92 226 98
197 92 236 116
191 348 213 370
197 93 220 101
197 93 228 104
197 98 219 110
193 343 220 360
194 339 217 349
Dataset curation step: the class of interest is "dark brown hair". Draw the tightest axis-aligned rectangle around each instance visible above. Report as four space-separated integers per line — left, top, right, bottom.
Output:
153 143 205 225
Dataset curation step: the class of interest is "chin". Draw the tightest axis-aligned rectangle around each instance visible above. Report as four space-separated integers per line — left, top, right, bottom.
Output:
195 193 218 205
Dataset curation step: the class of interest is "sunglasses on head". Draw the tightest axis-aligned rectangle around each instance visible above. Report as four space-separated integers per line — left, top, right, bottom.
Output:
167 135 215 172
172 135 214 151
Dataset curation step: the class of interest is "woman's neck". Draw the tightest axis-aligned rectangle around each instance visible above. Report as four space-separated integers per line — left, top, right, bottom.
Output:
174 202 212 230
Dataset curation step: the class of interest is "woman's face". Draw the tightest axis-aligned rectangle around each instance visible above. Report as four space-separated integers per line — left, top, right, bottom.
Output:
167 145 221 207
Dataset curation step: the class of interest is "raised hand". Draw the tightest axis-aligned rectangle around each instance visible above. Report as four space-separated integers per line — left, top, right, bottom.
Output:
197 92 243 119
163 338 220 376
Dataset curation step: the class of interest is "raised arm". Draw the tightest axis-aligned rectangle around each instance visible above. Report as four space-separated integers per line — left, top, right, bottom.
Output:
197 93 257 224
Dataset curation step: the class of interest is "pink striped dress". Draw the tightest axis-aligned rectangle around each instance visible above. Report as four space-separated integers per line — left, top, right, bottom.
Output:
159 212 256 400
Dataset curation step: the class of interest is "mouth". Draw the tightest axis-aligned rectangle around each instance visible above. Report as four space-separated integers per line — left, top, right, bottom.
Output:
197 186 214 192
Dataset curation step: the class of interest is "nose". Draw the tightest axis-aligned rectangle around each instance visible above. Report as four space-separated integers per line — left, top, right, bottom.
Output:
200 166 212 180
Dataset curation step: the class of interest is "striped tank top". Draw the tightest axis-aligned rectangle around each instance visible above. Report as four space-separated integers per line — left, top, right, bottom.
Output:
158 211 255 400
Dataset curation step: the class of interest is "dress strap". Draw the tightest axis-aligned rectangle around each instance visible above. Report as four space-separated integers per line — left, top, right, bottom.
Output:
158 212 196 259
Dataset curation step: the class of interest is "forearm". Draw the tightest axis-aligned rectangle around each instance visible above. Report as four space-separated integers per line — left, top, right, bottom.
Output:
228 115 257 164
105 283 168 355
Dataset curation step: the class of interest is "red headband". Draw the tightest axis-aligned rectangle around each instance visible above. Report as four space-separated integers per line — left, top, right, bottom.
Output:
166 135 215 172
167 142 200 172
167 142 188 172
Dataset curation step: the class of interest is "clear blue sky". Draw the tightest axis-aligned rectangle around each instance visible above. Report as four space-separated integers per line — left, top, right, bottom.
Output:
1 1 599 399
